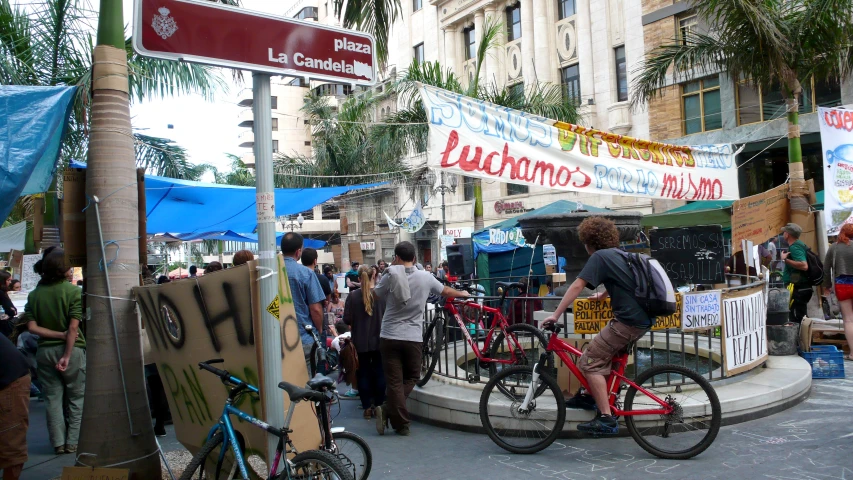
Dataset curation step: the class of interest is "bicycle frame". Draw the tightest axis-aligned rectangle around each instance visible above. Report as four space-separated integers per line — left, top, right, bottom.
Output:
203 377 299 479
543 331 674 417
441 299 528 364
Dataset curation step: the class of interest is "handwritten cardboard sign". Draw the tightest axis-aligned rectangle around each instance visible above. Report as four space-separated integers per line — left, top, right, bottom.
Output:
20 254 40 292
721 286 767 375
132 257 318 471
573 294 682 334
681 290 722 332
731 184 789 252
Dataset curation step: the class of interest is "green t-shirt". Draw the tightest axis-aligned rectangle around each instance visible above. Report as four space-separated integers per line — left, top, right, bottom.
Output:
782 240 809 286
23 281 85 348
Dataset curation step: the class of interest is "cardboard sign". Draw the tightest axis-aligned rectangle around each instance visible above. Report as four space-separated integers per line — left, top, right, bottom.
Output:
681 290 722 332
132 258 319 470
721 286 767 375
573 295 682 334
731 184 789 252
61 467 129 480
20 254 40 292
650 225 725 284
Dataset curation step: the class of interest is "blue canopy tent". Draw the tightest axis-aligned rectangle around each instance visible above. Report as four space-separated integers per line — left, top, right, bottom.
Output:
0 86 77 224
471 200 610 294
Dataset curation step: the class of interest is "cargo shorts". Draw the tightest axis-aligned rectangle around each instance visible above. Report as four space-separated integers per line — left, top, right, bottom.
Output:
578 320 648 376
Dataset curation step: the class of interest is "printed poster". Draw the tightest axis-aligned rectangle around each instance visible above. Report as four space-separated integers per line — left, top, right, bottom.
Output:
819 107 853 235
420 84 740 201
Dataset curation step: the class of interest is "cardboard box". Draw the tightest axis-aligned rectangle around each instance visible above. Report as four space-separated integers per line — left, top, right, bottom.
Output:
800 317 814 352
554 339 590 395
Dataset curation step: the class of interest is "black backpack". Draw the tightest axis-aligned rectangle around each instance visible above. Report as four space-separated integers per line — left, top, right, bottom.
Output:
616 250 677 318
804 248 824 286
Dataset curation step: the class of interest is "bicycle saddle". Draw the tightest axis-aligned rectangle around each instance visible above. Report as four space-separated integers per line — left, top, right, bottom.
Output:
307 374 336 391
495 281 523 290
278 381 325 402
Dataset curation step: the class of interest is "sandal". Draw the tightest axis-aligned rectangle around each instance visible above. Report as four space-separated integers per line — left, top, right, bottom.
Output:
844 356 853 362
363 407 373 419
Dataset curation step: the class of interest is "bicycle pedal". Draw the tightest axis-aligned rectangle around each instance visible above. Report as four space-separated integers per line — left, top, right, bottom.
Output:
467 374 480 384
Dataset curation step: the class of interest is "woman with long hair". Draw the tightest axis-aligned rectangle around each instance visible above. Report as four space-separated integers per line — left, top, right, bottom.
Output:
23 248 85 454
824 223 853 361
0 270 17 337
343 265 386 419
327 291 345 323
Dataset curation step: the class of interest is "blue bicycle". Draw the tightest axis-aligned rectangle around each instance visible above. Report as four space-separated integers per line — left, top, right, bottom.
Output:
179 359 353 480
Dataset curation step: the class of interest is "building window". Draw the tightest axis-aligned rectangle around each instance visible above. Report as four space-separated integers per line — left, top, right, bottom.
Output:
463 27 476 60
507 183 529 196
682 76 721 134
678 14 698 45
272 140 279 153
561 64 581 104
463 176 474 201
614 46 628 102
271 96 278 110
558 0 576 19
304 141 311 146
737 78 842 126
271 118 278 131
413 43 424 64
509 82 524 98
506 4 521 41
294 6 318 20
413 0 422 11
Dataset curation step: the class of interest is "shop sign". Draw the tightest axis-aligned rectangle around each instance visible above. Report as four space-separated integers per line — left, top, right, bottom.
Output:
494 200 532 215
360 242 375 250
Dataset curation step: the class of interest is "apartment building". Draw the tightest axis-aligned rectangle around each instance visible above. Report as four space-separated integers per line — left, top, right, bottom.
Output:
641 1 853 197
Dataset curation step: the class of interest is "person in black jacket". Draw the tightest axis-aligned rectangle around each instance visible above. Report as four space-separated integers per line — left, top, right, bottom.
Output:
343 265 386 419
0 334 31 479
0 271 18 337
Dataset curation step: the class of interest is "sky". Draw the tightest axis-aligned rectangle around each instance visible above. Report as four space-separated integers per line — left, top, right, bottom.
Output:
122 0 292 180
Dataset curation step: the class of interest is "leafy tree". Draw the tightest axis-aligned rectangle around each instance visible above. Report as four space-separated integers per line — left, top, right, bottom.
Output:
632 0 853 208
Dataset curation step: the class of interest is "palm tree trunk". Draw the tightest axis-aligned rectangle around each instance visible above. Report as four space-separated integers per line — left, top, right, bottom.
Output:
77 2 160 477
785 77 809 211
473 178 484 230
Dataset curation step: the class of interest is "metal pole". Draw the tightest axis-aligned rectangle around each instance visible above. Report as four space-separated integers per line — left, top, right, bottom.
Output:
440 172 447 235
252 73 285 467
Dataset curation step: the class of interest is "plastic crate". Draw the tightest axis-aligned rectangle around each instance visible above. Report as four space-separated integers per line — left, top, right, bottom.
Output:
800 345 846 379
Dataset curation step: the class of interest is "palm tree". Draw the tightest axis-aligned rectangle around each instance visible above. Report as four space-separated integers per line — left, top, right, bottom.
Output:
373 19 582 230
631 0 853 209
332 0 400 65
217 153 257 186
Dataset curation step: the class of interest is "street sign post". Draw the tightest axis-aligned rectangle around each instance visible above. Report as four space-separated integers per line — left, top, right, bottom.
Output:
133 0 377 85
132 0 376 468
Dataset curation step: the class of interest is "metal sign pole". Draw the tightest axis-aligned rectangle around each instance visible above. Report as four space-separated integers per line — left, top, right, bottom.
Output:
252 72 285 467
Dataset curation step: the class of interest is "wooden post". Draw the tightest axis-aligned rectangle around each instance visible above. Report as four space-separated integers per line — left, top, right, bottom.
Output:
137 168 147 267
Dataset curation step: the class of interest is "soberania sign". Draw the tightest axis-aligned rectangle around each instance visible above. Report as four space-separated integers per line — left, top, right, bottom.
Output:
134 0 376 85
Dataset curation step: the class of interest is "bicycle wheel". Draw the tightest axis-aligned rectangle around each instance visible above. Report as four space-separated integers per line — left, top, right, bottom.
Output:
487 323 553 378
179 431 247 480
332 431 372 480
623 364 721 460
479 365 565 455
417 311 444 387
288 449 354 480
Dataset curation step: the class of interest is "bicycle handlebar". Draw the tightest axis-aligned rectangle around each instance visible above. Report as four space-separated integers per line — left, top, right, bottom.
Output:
198 359 259 394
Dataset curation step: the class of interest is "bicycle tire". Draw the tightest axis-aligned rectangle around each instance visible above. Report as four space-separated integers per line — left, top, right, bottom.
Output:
179 431 231 480
285 449 354 480
623 364 721 460
487 323 553 378
416 311 444 387
332 431 372 480
479 365 565 455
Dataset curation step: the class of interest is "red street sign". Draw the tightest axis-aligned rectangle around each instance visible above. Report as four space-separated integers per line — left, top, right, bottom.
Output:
133 0 376 85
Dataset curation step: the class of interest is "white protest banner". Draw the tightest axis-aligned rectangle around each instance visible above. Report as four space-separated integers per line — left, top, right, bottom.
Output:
819 107 853 235
721 286 767 375
681 290 722 332
420 84 740 201
20 254 40 292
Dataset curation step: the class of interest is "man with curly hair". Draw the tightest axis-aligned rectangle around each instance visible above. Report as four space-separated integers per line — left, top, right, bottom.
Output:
543 216 651 435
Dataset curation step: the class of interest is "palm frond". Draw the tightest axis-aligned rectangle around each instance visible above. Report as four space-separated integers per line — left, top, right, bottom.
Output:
126 37 226 102
334 0 400 65
470 16 503 95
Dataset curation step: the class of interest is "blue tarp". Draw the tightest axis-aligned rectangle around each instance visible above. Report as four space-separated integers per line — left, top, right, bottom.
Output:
144 176 385 234
0 86 77 223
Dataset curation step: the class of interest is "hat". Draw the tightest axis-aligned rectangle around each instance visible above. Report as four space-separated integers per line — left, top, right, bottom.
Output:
780 223 802 238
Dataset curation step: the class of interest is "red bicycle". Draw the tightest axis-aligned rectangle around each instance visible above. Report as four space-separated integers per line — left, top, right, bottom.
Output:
418 281 553 387
479 323 721 459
